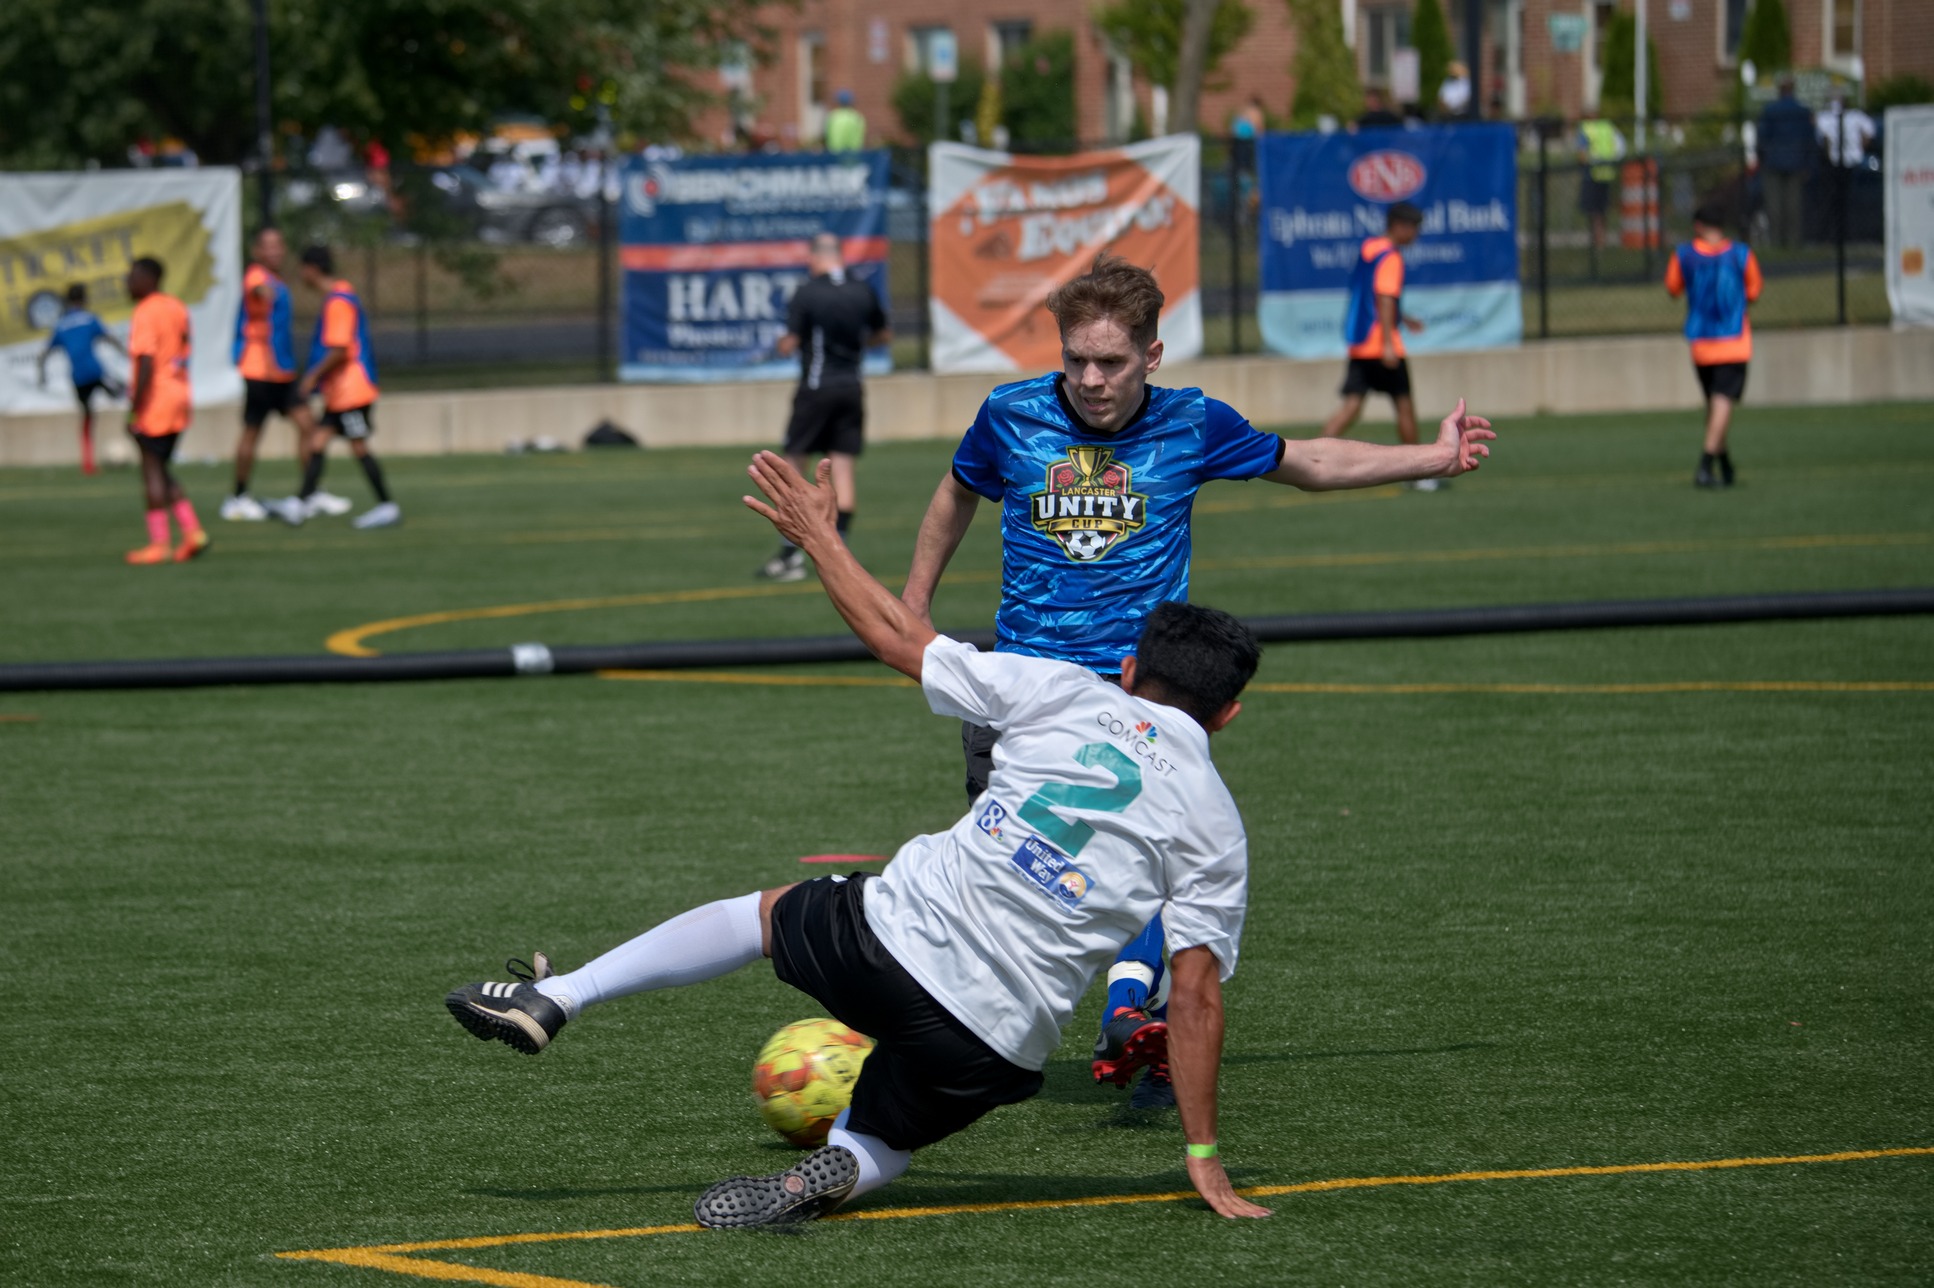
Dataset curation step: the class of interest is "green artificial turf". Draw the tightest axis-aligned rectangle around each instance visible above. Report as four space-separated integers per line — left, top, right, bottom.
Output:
2 401 1931 1285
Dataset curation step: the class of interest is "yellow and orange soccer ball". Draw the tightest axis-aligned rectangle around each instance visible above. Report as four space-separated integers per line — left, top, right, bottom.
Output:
751 1018 874 1147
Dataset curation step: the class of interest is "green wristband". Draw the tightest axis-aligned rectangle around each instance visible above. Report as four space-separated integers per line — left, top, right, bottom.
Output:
1186 1143 1218 1159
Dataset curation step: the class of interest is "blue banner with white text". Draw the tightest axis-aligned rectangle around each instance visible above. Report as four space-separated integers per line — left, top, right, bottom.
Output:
1257 125 1520 360
619 151 891 382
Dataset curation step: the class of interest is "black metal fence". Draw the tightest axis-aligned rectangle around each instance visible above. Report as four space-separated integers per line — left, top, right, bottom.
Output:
137 128 1888 388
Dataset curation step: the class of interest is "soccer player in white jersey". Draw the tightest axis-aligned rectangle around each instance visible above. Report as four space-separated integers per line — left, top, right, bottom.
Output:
444 451 1273 1227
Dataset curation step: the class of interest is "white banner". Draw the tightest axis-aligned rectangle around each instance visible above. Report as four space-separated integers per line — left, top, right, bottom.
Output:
927 136 1202 374
0 169 244 414
1885 105 1934 329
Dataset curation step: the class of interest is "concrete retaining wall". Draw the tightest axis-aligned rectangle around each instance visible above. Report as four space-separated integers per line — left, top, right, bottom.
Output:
4 326 1929 469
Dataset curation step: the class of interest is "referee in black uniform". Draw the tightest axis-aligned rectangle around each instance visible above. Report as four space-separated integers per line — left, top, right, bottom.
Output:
757 231 890 581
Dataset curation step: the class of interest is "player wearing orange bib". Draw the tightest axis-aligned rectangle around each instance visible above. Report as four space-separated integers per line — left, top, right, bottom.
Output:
266 245 399 529
1665 204 1763 489
1319 203 1438 489
123 257 209 565
225 228 334 521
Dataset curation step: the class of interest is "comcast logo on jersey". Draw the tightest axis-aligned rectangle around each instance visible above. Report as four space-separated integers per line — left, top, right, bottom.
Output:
1029 445 1148 562
1098 712 1176 776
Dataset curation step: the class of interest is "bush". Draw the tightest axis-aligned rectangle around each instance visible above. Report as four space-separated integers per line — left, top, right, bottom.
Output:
1598 11 1663 122
1867 74 1934 114
892 60 987 146
1412 0 1455 113
1001 31 1077 147
1287 0 1361 127
1739 0 1792 76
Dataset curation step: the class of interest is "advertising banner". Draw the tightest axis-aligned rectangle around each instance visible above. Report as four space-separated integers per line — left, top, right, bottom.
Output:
0 169 243 414
927 136 1202 374
1884 105 1934 329
619 150 891 382
1257 124 1521 359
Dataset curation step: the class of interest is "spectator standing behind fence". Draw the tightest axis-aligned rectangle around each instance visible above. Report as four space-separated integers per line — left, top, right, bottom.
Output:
1758 78 1815 250
1438 62 1472 117
1577 117 1627 254
1665 204 1762 490
1815 95 1876 168
825 91 866 154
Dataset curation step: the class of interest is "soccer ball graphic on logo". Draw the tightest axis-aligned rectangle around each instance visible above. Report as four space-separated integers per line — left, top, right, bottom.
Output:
1063 528 1113 561
751 1018 875 1147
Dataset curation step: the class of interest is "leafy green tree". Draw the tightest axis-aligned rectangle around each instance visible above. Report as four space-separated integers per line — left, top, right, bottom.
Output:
1738 0 1792 76
892 59 987 147
1095 0 1253 101
1411 0 1455 114
1286 0 1361 128
1598 11 1662 122
1000 32 1077 147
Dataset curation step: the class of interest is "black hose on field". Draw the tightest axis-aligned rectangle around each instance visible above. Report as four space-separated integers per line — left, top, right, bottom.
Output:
0 587 1928 694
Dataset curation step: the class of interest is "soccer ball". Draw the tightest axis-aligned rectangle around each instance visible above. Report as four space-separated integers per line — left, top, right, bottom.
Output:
751 1018 875 1148
1064 529 1112 561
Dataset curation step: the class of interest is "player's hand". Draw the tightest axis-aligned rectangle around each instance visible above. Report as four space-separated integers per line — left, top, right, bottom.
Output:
1187 1153 1272 1219
743 451 839 551
1381 351 1400 369
1434 397 1495 476
1403 315 1426 333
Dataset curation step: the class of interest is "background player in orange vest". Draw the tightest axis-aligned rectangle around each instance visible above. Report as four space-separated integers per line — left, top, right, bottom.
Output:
1665 203 1762 489
266 245 399 529
226 227 340 521
123 256 209 564
1319 203 1437 489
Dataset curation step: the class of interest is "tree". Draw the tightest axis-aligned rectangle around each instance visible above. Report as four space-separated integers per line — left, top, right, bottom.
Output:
1094 0 1253 123
1598 11 1662 122
1411 0 1455 114
892 60 987 147
1738 0 1792 77
1286 0 1361 128
0 0 771 168
1001 32 1077 148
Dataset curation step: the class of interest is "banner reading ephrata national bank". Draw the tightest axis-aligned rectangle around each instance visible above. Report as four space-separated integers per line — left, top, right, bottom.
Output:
0 169 243 414
928 136 1202 374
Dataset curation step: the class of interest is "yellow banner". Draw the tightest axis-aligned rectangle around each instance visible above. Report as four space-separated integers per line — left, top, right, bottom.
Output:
0 201 215 348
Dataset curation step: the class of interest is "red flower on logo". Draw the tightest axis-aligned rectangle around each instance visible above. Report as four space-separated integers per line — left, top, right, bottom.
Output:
1055 466 1077 488
1101 467 1124 488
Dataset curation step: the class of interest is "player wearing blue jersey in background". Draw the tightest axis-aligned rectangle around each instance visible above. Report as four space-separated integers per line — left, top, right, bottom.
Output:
901 253 1496 1107
37 284 125 476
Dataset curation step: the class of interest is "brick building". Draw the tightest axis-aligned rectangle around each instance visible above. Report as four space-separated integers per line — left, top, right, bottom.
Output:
705 0 1933 148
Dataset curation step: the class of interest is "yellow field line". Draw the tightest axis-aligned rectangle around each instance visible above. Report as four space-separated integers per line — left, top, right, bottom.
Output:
0 713 41 722
275 1146 1934 1286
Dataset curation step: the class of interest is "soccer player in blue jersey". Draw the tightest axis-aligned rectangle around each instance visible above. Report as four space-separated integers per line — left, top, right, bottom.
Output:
900 253 1495 1106
37 284 125 475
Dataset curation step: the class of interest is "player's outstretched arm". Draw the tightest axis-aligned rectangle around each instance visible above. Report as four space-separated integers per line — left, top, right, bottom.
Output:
1167 946 1272 1219
743 451 937 679
1269 398 1494 491
901 470 982 628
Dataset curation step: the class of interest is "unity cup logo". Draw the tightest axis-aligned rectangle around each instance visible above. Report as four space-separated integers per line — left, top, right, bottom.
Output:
1348 151 1427 202
1029 445 1148 562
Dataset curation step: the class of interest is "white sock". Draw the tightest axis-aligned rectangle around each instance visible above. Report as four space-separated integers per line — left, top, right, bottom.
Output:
827 1108 910 1200
534 891 763 1015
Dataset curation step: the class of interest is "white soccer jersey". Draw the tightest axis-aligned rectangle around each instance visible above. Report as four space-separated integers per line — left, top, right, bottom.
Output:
862 635 1250 1070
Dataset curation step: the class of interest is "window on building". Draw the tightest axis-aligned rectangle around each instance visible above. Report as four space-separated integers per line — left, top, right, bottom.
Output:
1719 0 1747 63
907 26 955 75
1826 0 1859 63
1363 5 1412 86
989 20 1033 72
800 32 827 140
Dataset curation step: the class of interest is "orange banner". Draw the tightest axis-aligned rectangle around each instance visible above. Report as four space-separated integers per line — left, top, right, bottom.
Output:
927 137 1202 373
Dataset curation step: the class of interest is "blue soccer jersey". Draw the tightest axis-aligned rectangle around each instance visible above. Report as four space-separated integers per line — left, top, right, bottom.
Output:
951 373 1285 671
46 310 108 386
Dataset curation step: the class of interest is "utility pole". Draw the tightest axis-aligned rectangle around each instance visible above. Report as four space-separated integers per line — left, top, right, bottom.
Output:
1634 0 1648 151
1463 0 1483 118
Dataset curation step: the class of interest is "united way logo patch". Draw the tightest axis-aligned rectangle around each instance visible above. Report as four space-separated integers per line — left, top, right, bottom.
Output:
1009 835 1093 911
1028 445 1148 562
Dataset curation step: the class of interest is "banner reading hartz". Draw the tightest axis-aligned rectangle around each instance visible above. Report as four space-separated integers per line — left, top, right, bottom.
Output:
1258 124 1521 359
928 136 1202 373
0 169 242 414
620 150 891 382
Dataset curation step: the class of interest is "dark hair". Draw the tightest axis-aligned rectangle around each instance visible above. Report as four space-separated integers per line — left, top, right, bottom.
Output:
65 283 88 304
1129 602 1261 726
1387 201 1424 228
300 244 335 273
253 225 282 242
1046 252 1165 347
1692 203 1727 231
130 256 165 283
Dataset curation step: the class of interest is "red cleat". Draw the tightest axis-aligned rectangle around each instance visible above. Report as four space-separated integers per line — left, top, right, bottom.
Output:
173 529 211 562
124 542 172 566
1091 1008 1168 1087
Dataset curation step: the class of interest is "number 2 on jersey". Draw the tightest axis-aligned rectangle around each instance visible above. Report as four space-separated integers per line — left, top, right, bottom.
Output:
1018 741 1143 858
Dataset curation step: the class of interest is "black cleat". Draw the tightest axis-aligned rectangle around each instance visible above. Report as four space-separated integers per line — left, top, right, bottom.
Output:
695 1144 859 1229
1128 1064 1176 1110
444 979 569 1054
1694 461 1719 488
1091 1007 1168 1087
1717 454 1736 487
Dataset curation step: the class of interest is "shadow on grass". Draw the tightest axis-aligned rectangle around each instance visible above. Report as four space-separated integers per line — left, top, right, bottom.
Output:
1032 1041 1499 1106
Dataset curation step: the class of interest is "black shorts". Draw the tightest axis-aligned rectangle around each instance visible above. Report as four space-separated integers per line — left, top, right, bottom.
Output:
244 378 299 426
1341 356 1412 399
1696 362 1747 401
323 405 375 440
769 874 1043 1151
783 384 865 458
130 431 180 463
74 378 121 409
1579 175 1613 216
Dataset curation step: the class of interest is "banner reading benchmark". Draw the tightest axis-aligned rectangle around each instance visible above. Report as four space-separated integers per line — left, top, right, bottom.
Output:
928 136 1202 374
1258 124 1521 359
620 151 891 382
